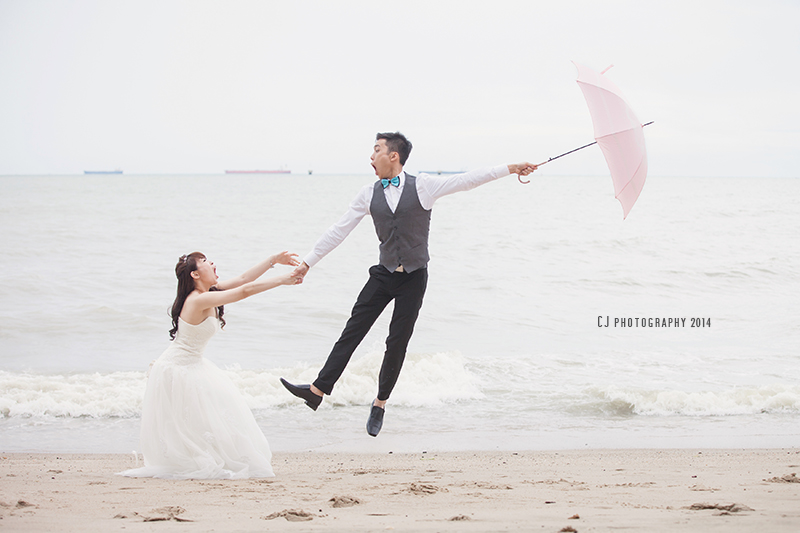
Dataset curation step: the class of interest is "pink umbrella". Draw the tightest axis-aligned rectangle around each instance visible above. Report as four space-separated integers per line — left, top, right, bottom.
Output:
523 63 651 219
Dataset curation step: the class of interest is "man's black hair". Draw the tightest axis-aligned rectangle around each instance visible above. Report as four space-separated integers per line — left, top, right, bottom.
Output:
376 132 412 165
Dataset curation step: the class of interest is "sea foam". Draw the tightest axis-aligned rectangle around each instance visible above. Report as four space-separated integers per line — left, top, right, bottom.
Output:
0 370 144 418
0 350 483 418
586 384 800 417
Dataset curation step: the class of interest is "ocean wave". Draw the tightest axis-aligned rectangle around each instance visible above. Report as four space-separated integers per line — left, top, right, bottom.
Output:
582 384 800 417
0 350 483 419
262 349 484 408
0 371 145 418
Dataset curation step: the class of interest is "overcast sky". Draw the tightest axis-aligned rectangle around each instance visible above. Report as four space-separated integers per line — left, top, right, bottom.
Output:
1 0 798 177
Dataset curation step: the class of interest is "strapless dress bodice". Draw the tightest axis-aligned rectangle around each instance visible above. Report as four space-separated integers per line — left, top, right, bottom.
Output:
165 317 219 362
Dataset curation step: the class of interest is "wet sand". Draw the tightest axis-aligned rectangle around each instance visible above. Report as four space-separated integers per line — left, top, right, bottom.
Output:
2 449 799 531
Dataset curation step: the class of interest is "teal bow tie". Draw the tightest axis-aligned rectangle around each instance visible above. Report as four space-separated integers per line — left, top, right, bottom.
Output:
381 176 400 188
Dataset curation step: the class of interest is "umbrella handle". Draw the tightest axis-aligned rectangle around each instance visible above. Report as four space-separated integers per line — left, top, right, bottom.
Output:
517 159 552 184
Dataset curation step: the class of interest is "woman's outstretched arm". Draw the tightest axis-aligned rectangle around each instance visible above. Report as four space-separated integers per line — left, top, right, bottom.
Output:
180 253 302 324
216 251 300 291
182 270 301 323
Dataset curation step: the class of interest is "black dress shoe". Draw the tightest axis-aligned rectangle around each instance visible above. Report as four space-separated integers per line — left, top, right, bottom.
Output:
366 402 385 437
280 378 322 411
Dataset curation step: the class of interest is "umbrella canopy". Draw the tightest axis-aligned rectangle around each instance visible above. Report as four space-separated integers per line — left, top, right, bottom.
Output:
573 62 648 219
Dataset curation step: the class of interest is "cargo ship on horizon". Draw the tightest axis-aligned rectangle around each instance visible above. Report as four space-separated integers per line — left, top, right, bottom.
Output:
224 169 290 174
84 169 122 174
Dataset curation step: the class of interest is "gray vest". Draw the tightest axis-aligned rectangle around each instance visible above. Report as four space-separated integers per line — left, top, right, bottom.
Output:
370 174 432 273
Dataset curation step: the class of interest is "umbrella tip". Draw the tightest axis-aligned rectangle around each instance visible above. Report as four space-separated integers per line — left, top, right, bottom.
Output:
600 64 614 75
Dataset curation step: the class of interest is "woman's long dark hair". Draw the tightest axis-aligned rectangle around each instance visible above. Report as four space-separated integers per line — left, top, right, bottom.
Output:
169 252 226 340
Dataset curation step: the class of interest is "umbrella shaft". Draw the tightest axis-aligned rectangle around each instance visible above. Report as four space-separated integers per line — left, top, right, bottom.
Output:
538 140 597 166
539 121 654 166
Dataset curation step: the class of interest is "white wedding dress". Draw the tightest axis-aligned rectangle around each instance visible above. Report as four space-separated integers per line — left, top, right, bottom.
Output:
119 317 274 479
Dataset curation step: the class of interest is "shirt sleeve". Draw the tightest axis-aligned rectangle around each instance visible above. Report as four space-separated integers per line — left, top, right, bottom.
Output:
302 183 373 268
415 164 511 210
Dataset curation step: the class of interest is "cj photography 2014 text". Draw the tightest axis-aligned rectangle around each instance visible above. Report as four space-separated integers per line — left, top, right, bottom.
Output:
597 316 711 328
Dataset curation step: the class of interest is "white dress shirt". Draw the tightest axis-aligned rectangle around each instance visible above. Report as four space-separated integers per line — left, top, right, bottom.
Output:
302 164 511 268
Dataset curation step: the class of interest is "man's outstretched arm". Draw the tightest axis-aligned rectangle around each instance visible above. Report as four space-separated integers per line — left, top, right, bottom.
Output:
417 162 538 209
292 183 372 279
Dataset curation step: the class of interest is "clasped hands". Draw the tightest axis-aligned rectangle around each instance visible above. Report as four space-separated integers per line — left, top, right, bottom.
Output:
271 251 305 285
290 261 310 284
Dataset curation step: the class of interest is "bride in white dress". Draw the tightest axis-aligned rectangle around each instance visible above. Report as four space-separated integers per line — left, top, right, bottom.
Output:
120 251 301 479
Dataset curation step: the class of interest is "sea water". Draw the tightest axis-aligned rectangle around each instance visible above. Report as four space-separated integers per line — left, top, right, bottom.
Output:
1 173 798 453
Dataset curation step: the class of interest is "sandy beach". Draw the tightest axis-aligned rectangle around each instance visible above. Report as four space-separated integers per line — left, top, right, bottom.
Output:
1 449 798 532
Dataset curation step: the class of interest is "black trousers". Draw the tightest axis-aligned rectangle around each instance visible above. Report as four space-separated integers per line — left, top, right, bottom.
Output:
313 265 428 401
